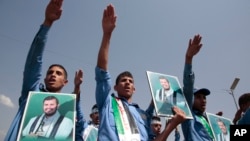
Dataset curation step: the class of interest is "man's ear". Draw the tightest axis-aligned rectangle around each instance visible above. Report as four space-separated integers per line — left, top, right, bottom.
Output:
64 79 68 85
114 85 117 91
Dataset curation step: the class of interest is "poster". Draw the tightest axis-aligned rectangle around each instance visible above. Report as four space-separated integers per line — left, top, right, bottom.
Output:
206 113 232 141
17 91 76 141
146 71 192 119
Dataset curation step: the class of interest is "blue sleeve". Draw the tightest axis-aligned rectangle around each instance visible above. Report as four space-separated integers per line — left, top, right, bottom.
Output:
145 104 154 119
20 25 50 106
95 66 112 110
4 25 50 141
75 99 87 141
183 63 195 108
145 104 155 136
181 63 195 140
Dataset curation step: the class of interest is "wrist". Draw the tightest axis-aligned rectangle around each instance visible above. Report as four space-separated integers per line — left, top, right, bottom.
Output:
43 19 53 27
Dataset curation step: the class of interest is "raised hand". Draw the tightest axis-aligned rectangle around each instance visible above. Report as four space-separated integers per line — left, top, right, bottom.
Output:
97 4 117 70
171 106 186 124
75 70 83 87
102 4 117 34
74 69 83 100
44 0 63 26
185 34 203 64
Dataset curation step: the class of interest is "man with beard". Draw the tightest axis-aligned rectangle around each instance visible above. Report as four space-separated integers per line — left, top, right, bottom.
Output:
155 76 176 103
22 96 73 139
155 76 185 116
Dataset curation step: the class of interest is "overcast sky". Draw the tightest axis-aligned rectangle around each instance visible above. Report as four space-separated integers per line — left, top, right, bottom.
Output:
0 0 249 140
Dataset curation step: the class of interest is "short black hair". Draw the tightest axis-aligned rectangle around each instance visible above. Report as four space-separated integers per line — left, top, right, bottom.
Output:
92 104 98 110
115 71 134 85
151 115 161 122
43 95 59 104
47 64 68 79
238 93 250 106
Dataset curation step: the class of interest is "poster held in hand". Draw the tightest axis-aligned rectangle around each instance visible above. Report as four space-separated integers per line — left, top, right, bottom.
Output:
146 71 193 119
17 91 76 141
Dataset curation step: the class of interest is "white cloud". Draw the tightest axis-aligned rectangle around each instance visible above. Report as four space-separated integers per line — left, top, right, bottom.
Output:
0 94 15 108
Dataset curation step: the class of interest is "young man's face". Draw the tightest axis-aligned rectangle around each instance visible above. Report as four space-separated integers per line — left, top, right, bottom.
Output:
44 66 68 92
151 123 161 135
159 78 170 90
114 76 135 100
90 112 99 125
193 93 207 113
43 99 58 117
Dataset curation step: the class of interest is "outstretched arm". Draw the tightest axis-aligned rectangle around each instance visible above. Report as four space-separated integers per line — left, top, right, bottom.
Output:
5 1 64 141
74 69 88 141
97 4 117 70
153 107 186 141
43 0 63 27
183 34 203 107
21 0 64 100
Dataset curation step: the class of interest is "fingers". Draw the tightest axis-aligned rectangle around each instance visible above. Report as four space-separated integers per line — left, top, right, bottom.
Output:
52 0 63 8
57 0 63 8
103 4 117 19
102 4 117 33
74 69 83 86
103 9 107 19
188 39 192 47
76 69 83 78
107 4 115 17
79 69 83 79
103 5 112 18
172 106 182 114
172 106 186 118
191 34 202 45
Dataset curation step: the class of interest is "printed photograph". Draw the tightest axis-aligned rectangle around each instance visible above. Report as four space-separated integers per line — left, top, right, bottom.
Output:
146 71 193 119
17 91 76 141
206 113 233 141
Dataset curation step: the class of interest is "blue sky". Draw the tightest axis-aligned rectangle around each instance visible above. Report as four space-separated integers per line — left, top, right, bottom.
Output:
0 0 249 140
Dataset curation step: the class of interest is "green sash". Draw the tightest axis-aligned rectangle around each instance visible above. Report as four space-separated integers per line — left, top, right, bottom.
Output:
112 97 140 141
198 115 214 139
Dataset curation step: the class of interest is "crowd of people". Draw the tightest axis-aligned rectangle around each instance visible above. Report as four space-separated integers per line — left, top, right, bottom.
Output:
4 0 250 141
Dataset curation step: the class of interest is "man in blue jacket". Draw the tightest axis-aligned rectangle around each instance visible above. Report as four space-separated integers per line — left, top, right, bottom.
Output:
181 34 214 141
4 1 85 141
